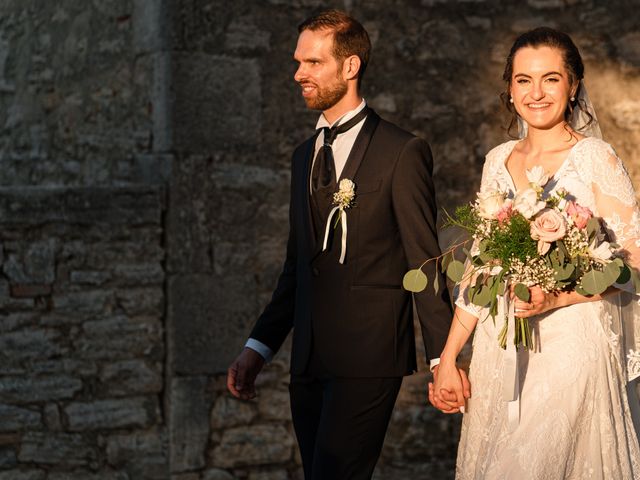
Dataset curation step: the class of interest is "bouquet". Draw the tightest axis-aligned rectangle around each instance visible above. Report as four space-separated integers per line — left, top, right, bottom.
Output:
404 166 640 349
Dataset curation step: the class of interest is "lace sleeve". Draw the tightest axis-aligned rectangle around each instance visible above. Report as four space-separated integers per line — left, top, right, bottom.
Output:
589 143 640 382
590 147 640 268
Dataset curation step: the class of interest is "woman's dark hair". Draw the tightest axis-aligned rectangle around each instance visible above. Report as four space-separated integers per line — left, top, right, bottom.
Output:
501 26 593 137
298 10 371 88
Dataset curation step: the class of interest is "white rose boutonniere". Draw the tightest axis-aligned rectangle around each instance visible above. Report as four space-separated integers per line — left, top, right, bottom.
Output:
322 178 357 264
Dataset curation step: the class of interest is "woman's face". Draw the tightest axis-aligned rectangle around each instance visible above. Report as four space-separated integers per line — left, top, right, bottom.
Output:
509 45 577 132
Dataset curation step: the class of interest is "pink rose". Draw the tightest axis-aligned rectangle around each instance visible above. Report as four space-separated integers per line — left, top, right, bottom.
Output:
565 201 593 229
530 208 567 255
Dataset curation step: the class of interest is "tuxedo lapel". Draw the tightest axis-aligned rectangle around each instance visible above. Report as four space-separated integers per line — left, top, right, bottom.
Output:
338 110 380 183
300 133 318 247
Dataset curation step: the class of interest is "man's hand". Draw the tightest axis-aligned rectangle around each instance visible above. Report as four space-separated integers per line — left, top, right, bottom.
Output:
227 347 266 400
428 364 471 414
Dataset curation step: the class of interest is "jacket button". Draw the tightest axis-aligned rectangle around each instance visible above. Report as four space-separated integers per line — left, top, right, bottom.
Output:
312 268 319 276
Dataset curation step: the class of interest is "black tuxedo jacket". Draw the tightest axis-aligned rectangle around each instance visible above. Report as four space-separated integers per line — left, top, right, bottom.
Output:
250 110 452 377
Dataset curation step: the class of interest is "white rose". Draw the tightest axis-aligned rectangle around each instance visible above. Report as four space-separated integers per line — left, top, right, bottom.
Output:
339 178 355 193
477 190 506 219
589 240 613 261
526 166 550 188
513 188 546 219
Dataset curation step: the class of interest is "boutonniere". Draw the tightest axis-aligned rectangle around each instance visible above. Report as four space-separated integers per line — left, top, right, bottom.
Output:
322 179 356 264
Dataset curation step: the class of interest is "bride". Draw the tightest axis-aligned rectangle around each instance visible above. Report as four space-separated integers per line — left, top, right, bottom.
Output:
430 27 640 479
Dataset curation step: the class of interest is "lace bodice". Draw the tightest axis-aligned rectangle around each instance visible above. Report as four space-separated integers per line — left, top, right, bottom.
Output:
480 137 640 252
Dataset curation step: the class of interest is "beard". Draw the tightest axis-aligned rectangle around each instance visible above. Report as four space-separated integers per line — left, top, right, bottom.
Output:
303 77 348 111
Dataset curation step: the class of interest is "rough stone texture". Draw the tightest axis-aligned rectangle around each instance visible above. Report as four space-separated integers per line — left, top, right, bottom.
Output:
169 376 211 473
210 425 295 469
0 0 639 479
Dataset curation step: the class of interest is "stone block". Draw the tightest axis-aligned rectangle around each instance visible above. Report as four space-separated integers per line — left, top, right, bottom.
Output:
172 54 260 150
44 403 62 430
100 360 163 396
224 19 271 52
70 270 112 285
257 389 291 421
168 274 259 375
18 432 97 466
615 32 640 66
0 471 45 480
0 404 41 431
106 429 168 478
611 100 640 131
2 239 56 284
210 425 294 468
210 396 256 430
0 187 164 226
75 315 162 360
48 472 130 480
0 328 64 362
248 470 288 480
112 263 164 285
10 284 52 297
31 358 98 376
0 447 16 468
201 469 235 480
52 289 115 314
116 287 164 315
170 376 210 472
0 376 82 403
65 397 158 431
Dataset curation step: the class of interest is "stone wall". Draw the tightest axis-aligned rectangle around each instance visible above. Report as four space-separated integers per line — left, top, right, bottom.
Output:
0 187 166 479
0 0 639 479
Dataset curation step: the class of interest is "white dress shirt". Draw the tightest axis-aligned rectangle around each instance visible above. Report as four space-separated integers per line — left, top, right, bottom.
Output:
246 99 440 371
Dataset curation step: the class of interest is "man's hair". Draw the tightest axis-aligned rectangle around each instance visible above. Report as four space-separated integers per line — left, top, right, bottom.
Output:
298 9 371 87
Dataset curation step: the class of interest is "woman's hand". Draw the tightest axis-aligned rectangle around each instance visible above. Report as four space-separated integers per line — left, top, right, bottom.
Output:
511 285 563 318
428 362 471 414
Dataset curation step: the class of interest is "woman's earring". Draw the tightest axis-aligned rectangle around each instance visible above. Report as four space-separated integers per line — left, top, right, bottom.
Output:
509 97 514 103
570 96 575 102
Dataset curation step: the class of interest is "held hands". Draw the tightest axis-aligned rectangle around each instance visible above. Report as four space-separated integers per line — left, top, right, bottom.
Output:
227 347 266 400
428 363 471 414
510 285 562 318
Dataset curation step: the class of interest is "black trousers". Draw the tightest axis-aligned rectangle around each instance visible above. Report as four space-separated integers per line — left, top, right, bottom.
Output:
289 356 403 479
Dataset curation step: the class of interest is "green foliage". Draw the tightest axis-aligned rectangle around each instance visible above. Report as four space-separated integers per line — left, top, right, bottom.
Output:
443 204 480 233
403 269 428 293
484 213 537 270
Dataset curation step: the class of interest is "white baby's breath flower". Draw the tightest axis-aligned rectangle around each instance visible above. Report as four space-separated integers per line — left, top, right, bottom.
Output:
513 188 546 219
526 166 550 188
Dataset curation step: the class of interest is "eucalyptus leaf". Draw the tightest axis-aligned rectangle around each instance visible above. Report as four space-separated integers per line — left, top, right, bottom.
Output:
617 264 631 285
433 271 440 295
514 283 530 302
471 285 493 307
586 217 600 240
554 264 575 281
581 270 608 295
575 285 590 296
441 251 453 273
556 240 569 261
603 262 622 285
403 269 428 293
447 260 466 283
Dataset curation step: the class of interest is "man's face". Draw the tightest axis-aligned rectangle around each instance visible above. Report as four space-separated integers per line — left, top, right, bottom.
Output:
293 29 348 111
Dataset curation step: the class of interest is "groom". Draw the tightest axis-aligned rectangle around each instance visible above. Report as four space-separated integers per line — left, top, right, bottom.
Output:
227 9 452 479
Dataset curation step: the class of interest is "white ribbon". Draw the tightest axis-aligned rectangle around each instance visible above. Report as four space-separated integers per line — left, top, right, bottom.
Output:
322 206 348 264
502 292 520 432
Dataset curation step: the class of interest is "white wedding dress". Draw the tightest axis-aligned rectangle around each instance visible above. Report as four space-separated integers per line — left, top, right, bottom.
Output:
455 137 640 479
